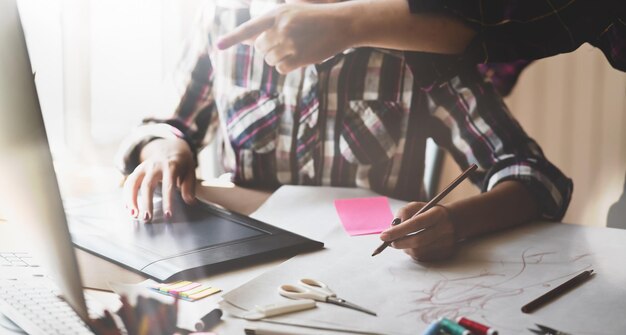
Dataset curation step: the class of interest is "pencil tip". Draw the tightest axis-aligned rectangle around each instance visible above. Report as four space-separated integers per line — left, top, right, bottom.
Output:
372 241 392 256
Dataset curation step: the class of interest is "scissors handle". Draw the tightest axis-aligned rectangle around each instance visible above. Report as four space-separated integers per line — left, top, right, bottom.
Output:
279 280 377 317
278 284 329 301
299 278 335 296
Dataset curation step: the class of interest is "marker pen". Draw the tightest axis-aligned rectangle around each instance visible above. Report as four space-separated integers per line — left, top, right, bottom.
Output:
439 317 471 335
457 316 498 335
422 320 441 335
194 308 223 331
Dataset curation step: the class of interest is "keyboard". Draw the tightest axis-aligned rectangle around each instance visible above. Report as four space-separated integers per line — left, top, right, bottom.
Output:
0 252 96 334
0 252 45 280
0 278 95 335
0 252 38 267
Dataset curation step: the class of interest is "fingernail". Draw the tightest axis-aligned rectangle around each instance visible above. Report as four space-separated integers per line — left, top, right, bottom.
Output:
391 218 401 226
164 211 172 220
130 208 137 217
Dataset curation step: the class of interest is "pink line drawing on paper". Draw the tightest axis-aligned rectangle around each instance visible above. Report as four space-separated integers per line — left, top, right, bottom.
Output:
398 248 593 324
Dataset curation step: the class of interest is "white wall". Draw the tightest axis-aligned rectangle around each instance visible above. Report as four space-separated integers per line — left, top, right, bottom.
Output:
506 45 626 226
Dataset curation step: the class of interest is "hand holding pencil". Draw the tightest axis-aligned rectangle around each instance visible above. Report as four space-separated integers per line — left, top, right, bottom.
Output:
378 202 458 261
374 164 477 261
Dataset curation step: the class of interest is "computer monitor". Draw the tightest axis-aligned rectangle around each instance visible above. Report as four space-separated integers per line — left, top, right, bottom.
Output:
0 0 89 321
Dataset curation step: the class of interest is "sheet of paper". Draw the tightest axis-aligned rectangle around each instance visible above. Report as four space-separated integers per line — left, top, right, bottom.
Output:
224 185 626 335
334 197 394 236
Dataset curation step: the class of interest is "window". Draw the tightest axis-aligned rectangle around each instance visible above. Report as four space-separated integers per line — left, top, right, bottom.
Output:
19 0 208 170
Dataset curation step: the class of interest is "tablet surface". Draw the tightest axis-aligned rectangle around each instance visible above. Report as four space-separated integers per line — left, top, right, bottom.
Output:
65 191 323 281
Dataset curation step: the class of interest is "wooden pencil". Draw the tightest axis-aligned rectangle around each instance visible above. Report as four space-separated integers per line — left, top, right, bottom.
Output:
521 269 595 313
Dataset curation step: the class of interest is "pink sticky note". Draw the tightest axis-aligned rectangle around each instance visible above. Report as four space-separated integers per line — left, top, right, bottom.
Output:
334 197 394 236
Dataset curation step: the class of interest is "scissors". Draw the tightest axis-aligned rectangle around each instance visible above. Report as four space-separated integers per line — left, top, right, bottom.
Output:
278 278 377 316
528 323 572 335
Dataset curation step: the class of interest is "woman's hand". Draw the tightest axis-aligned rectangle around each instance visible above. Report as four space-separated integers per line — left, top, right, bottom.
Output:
123 138 196 222
379 202 457 262
217 2 354 74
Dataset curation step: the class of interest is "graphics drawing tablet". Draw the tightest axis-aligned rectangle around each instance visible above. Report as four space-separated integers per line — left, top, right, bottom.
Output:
65 191 323 281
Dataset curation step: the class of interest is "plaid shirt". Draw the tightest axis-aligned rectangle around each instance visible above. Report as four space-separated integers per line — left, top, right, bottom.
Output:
118 4 573 220
407 0 625 84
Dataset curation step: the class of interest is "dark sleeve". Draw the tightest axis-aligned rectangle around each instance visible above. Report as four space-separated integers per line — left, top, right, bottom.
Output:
427 69 573 221
406 0 625 71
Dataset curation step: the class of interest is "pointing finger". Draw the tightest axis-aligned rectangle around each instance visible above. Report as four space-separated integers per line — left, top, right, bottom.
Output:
217 14 275 50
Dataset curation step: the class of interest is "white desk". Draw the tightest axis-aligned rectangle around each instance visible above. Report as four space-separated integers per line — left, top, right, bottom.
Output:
2 183 626 334
215 186 626 335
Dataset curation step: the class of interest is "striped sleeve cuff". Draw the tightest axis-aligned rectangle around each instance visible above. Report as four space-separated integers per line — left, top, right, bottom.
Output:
114 123 187 175
481 157 573 221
